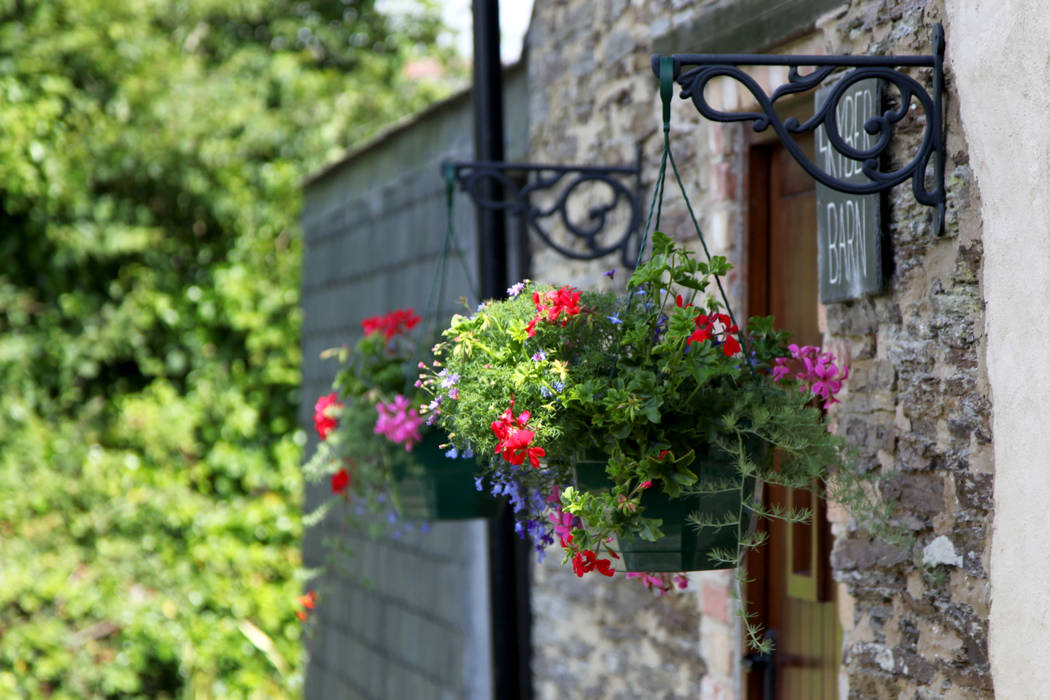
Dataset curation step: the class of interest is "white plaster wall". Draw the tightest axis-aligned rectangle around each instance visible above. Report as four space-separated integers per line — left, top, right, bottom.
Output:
945 1 1050 694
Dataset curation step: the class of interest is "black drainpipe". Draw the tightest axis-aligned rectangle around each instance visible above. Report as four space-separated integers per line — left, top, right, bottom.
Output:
471 2 532 699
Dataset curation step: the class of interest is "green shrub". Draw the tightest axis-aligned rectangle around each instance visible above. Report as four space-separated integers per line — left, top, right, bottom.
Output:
0 0 460 695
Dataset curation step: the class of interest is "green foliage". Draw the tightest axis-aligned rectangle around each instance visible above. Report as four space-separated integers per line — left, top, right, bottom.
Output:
333 328 418 399
0 0 460 696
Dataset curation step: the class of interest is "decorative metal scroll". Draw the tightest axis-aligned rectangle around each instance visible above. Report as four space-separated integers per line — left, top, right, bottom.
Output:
447 154 643 268
653 23 946 235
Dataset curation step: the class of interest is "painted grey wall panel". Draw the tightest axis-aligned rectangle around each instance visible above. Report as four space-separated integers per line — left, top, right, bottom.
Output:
299 63 527 699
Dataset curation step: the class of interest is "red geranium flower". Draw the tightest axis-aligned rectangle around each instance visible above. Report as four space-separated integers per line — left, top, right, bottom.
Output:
525 315 539 337
313 393 342 440
526 286 581 337
331 467 350 496
571 549 615 577
296 590 317 622
686 312 741 356
571 550 588 577
491 405 546 468
361 308 421 341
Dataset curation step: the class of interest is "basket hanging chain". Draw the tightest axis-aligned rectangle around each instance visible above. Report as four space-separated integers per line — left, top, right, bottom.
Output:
634 57 757 379
409 165 481 389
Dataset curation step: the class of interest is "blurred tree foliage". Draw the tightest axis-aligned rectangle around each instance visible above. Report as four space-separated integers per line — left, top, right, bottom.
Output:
0 0 461 696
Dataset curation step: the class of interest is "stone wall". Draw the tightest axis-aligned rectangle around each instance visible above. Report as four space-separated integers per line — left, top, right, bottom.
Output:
525 0 993 698
820 2 992 697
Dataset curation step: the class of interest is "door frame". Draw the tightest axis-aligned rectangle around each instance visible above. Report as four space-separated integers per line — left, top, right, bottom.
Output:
742 99 841 700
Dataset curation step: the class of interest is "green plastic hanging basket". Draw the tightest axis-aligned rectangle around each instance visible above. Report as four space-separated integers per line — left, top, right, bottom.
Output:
393 430 501 521
574 441 760 572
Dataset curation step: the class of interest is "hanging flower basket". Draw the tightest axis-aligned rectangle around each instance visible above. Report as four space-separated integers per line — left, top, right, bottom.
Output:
304 307 499 543
420 232 855 592
393 430 501 520
573 439 762 572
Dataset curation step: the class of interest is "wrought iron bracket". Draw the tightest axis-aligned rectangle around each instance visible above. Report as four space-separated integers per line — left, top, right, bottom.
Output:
653 23 946 235
445 152 644 268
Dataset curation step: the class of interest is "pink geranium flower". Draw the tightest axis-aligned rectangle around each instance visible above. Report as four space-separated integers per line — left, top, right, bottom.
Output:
374 394 423 450
772 344 849 408
626 571 689 595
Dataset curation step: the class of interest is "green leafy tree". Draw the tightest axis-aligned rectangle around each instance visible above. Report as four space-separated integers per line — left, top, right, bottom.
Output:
0 0 461 696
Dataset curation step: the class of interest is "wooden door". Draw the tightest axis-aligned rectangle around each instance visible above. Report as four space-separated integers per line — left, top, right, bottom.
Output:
744 136 841 700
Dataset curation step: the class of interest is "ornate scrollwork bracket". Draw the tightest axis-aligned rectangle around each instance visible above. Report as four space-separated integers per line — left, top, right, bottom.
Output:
446 152 643 268
653 23 946 235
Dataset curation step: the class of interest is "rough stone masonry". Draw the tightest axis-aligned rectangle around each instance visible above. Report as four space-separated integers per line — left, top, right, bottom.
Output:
525 0 992 698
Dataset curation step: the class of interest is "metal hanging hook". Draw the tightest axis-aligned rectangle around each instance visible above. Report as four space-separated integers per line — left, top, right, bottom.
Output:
653 22 947 236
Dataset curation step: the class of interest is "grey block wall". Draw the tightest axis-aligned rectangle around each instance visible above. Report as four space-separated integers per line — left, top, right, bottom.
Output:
299 64 528 699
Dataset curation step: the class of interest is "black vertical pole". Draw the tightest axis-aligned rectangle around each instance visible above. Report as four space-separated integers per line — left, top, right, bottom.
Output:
472 0 507 294
471 2 531 699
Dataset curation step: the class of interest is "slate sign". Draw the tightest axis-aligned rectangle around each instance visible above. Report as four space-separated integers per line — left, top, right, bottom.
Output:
815 78 883 303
